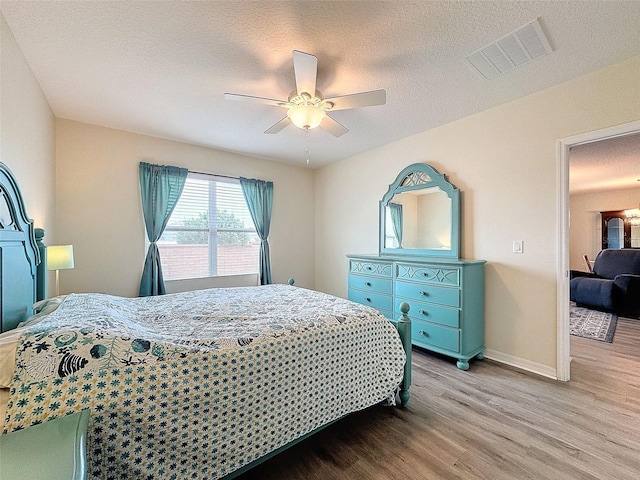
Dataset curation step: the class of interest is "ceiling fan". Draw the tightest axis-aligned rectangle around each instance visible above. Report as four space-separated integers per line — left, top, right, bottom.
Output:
224 50 386 137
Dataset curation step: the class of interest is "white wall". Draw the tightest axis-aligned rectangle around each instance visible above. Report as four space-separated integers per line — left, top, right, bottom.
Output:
570 187 640 270
0 12 56 293
315 55 640 374
0 12 56 237
56 120 314 297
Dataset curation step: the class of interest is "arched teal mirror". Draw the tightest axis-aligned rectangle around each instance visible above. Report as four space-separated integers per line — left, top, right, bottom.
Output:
380 163 460 258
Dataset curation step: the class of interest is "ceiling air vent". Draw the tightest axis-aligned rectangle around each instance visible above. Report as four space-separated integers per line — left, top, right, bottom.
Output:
465 18 553 80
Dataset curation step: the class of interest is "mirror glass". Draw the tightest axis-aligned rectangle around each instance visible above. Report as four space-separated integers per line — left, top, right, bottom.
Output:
607 217 624 249
383 187 452 250
632 223 640 248
380 163 460 258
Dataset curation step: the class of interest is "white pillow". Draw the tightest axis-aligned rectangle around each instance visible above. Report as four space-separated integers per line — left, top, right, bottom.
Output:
0 330 21 388
0 296 66 387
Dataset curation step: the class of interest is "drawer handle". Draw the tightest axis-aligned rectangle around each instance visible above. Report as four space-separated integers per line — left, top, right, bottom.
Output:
418 330 428 337
365 297 372 302
420 291 428 297
418 309 428 316
366 266 373 271
365 282 372 287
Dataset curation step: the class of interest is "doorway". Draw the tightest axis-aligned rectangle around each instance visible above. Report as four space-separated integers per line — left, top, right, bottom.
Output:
557 120 640 381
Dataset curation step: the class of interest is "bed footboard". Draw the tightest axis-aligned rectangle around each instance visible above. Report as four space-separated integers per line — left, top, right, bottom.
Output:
397 302 412 407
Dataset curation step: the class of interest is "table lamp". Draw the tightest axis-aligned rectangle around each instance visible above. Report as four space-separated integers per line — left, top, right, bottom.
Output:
47 245 74 296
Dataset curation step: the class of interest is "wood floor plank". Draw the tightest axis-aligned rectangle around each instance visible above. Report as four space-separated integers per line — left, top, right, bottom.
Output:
235 316 640 479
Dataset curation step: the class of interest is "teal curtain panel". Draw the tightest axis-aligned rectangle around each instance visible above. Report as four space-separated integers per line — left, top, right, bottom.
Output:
138 162 188 296
239 177 273 285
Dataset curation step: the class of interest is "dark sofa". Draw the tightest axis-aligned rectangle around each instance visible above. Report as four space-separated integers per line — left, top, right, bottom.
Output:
570 248 640 318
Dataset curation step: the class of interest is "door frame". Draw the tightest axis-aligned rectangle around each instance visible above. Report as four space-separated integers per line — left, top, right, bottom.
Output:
556 119 640 381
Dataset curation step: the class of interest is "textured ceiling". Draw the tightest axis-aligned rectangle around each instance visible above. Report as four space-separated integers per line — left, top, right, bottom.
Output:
1 1 640 174
570 133 640 194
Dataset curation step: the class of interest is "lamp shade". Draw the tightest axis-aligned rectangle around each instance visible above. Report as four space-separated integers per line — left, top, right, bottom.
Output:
287 104 326 130
47 245 75 271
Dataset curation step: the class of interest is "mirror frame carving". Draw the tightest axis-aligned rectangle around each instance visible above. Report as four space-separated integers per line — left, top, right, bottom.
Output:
379 163 460 258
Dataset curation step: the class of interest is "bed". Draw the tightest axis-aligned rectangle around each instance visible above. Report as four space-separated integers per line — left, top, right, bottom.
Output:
0 161 412 480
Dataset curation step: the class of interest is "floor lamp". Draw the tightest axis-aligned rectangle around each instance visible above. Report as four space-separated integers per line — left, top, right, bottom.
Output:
47 245 74 296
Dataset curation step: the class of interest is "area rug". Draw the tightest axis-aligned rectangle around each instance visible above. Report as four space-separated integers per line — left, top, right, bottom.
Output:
570 304 617 342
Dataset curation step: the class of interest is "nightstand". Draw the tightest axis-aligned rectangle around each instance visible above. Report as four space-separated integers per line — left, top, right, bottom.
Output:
0 410 90 480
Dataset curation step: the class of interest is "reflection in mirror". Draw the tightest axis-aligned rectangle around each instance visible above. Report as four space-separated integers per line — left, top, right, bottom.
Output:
633 224 640 248
385 202 403 248
384 187 452 250
607 217 624 249
626 209 640 248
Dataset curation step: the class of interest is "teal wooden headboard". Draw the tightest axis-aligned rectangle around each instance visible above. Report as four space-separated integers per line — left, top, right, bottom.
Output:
0 162 43 332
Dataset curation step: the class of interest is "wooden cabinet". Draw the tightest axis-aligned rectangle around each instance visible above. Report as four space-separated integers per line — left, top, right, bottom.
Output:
348 255 485 370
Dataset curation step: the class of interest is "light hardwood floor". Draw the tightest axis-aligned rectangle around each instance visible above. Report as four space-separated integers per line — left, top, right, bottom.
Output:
237 316 640 479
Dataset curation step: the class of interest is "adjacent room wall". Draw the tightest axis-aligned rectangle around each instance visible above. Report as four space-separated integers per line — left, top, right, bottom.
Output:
570 187 640 271
56 120 314 297
0 12 56 293
315 55 640 376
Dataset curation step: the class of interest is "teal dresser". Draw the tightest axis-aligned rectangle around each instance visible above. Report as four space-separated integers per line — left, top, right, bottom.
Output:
348 254 485 370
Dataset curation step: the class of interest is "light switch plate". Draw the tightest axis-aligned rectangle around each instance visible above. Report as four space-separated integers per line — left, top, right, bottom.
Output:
513 240 524 254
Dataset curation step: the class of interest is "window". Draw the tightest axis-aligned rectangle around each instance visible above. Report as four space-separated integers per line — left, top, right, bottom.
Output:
157 172 259 281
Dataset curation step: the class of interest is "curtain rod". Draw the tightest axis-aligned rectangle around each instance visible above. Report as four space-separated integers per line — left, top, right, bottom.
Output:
188 170 238 180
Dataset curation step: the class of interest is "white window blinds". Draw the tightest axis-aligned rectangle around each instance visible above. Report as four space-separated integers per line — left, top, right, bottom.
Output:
158 173 259 280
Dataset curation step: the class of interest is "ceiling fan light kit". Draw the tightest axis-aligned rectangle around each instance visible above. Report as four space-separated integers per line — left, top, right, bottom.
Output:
284 92 332 130
225 50 386 137
287 104 325 130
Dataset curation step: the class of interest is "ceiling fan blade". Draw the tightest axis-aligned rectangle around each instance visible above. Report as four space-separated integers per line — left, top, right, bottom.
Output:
265 117 292 134
293 50 317 97
224 93 285 108
324 89 386 111
320 115 349 137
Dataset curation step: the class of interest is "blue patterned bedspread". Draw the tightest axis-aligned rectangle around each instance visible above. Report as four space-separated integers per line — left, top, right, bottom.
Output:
4 285 405 479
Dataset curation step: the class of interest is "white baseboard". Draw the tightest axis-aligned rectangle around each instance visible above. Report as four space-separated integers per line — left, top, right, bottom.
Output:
483 349 558 380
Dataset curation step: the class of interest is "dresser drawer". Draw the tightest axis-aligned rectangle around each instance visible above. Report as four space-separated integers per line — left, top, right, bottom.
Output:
348 288 393 312
396 263 460 287
348 274 393 293
349 260 392 278
395 280 460 308
412 320 460 353
394 298 459 328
